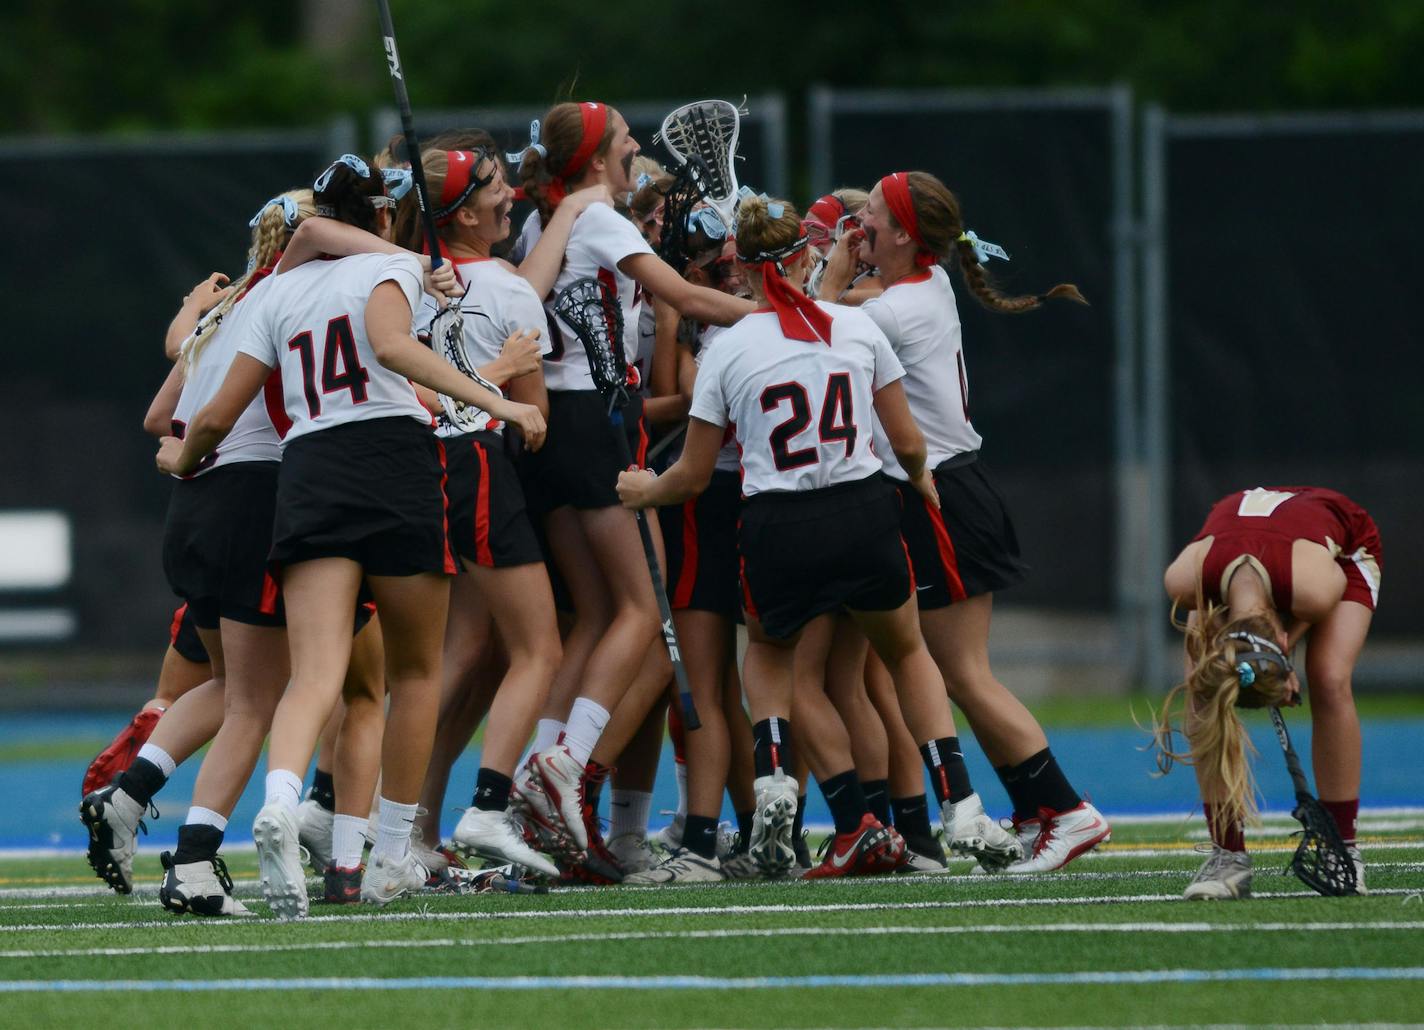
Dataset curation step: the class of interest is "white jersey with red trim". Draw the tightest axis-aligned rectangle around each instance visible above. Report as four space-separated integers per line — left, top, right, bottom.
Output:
693 323 742 474
235 253 431 446
689 302 904 496
544 202 653 393
171 278 281 477
861 265 982 480
415 257 553 440
509 209 542 265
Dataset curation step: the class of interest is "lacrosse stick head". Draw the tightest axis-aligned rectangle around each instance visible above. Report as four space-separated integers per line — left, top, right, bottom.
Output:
425 304 501 433
657 99 743 228
656 156 716 274
553 277 628 410
1286 794 1359 896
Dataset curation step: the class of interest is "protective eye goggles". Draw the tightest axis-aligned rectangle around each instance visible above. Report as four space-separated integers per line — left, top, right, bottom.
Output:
686 206 728 241
314 153 374 193
381 166 414 202
248 195 300 230
1226 631 1294 708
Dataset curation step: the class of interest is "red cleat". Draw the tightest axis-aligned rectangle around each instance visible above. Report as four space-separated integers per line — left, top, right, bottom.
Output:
82 707 163 798
803 814 899 879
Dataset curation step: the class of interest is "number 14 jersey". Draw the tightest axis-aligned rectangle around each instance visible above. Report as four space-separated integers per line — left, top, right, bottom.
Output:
689 302 905 497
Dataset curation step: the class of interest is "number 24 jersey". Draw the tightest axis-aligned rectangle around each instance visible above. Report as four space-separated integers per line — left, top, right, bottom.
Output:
689 302 905 497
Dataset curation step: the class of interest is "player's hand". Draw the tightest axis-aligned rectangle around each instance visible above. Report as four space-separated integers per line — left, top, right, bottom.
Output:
498 329 543 379
566 184 613 214
184 272 232 316
423 262 462 307
155 437 188 476
910 467 939 509
617 468 658 510
492 400 546 451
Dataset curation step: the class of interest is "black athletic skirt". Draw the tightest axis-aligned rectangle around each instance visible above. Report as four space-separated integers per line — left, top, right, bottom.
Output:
525 390 649 510
270 417 455 578
660 469 741 618
162 461 283 628
444 429 544 569
167 603 211 663
738 473 911 640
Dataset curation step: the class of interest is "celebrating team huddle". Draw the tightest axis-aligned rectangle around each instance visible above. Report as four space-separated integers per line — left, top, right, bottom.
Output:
76 93 1378 919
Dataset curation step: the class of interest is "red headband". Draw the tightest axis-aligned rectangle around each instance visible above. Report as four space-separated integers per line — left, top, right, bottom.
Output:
547 102 609 209
806 194 847 229
434 150 480 226
748 230 833 344
879 172 937 267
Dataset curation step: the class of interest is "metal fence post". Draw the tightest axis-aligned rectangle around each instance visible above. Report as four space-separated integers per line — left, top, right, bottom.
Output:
1140 105 1171 693
808 84 834 198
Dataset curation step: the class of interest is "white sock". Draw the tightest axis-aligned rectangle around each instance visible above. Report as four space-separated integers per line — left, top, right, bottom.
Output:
332 815 369 869
136 742 176 778
674 761 689 819
373 797 419 862
264 769 304 812
561 698 609 767
609 789 652 840
183 806 227 831
521 718 565 768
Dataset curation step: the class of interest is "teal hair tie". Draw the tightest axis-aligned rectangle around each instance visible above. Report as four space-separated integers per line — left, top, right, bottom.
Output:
1236 662 1256 687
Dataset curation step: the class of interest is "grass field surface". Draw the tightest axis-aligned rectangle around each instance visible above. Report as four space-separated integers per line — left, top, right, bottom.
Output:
2 812 1420 1028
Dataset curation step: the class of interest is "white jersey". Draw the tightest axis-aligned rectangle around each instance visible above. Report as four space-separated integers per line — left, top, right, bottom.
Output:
171 275 281 477
416 257 552 439
689 302 904 496
235 253 431 446
632 301 657 398
861 266 982 479
509 209 542 265
693 324 742 474
545 202 653 393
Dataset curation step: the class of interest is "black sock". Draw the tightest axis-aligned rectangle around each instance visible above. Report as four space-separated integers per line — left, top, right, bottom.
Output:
683 814 719 859
472 768 513 812
919 737 973 805
309 769 336 813
995 763 1035 821
752 718 794 779
792 793 807 846
115 757 167 808
862 778 891 827
736 809 754 853
172 823 223 865
820 770 870 836
891 794 934 841
1007 748 1081 815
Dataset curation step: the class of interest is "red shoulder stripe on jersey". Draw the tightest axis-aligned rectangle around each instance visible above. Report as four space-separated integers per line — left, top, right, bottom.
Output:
673 498 699 609
923 496 968 602
262 367 293 439
472 439 494 567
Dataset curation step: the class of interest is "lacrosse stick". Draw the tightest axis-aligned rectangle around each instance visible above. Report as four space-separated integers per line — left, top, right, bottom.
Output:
656 155 713 275
552 277 701 730
375 0 495 434
656 99 745 228
1268 706 1358 896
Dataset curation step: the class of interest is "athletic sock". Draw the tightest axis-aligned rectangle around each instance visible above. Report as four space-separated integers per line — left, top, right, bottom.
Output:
332 815 369 869
1004 748 1081 815
136 742 176 778
115 757 168 808
609 789 652 840
820 770 871 835
562 698 610 767
264 769 304 813
1322 798 1359 844
735 809 754 853
994 763 1034 821
683 814 719 859
471 768 513 813
891 794 935 841
521 719 565 768
584 761 611 815
919 737 973 804
752 717 794 779
1204 802 1246 852
372 798 418 862
172 823 224 866
673 761 689 819
309 768 337 813
863 778 891 827
792 793 807 848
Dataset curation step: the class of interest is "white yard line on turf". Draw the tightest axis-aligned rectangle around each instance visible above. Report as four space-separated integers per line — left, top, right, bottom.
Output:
3 967 1424 992
2 921 1422 961
1 889 1419 934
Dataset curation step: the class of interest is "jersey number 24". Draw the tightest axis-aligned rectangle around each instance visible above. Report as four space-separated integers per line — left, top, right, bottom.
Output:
760 372 858 471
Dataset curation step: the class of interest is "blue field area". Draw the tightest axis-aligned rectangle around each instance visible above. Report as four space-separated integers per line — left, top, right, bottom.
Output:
2 712 1419 850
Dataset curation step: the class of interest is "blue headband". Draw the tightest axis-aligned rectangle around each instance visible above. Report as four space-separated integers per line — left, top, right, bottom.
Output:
248 195 300 230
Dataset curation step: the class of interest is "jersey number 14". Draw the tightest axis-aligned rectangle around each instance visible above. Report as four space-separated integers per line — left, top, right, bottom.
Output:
287 316 371 418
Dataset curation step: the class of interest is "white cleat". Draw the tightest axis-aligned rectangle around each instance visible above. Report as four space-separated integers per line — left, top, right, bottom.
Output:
80 785 145 894
607 830 659 874
1005 802 1112 873
651 810 685 853
295 799 334 876
527 745 588 853
1183 843 1252 900
159 852 253 917
750 773 799 878
718 850 762 880
253 803 309 920
452 807 560 879
1347 845 1368 896
942 792 1023 871
624 848 726 885
360 848 429 906
1011 814 1042 857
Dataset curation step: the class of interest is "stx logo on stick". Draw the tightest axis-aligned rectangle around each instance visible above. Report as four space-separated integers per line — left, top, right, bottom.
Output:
383 37 402 79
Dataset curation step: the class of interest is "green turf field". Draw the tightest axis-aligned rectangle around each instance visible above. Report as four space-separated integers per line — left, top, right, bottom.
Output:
2 814 1421 1029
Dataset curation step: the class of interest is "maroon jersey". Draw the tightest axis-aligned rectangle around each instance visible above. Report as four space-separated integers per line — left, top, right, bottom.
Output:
1193 487 1382 612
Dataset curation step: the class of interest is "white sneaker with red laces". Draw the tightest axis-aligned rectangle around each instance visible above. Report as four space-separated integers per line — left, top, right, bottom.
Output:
1005 801 1111 873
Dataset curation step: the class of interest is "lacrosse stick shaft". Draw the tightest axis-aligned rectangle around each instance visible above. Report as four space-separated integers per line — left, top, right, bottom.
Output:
1269 706 1313 801
375 0 443 269
608 404 702 731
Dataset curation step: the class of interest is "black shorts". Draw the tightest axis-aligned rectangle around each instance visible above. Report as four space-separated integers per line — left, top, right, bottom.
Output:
444 430 544 569
162 462 284 628
660 469 741 617
270 417 456 578
167 604 210 664
527 390 649 511
738 474 911 640
895 453 1028 609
